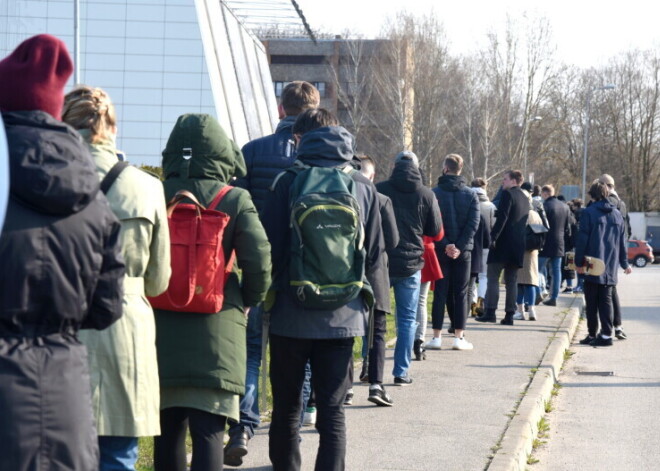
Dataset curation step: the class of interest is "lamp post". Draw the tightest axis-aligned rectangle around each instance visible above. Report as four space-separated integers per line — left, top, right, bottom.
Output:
582 84 615 201
523 115 542 180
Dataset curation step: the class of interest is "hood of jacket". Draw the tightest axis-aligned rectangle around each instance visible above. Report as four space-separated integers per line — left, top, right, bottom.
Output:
4 110 99 216
389 160 423 193
594 199 615 214
275 115 296 134
162 113 246 183
437 174 466 192
296 126 355 168
472 186 490 202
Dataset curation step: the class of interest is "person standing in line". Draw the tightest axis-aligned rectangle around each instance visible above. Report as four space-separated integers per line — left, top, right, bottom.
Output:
538 184 572 307
514 188 544 321
227 81 320 465
0 34 125 471
598 174 631 340
376 151 442 385
475 170 528 325
427 154 479 350
576 181 631 347
469 178 496 316
358 155 399 406
414 231 444 359
62 86 172 471
153 114 271 471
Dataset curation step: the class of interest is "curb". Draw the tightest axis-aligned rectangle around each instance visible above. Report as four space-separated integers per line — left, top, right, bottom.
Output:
488 297 582 471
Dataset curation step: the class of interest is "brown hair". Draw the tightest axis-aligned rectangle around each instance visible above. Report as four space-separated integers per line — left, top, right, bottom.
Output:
471 177 486 188
443 154 464 174
541 184 555 196
62 85 116 144
588 180 609 201
292 108 338 135
505 169 523 184
281 81 320 116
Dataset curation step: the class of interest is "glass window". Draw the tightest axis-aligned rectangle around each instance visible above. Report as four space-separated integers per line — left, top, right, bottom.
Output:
313 82 326 98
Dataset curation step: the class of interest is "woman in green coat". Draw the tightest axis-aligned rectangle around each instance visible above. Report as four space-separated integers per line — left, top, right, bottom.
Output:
153 114 271 471
62 86 172 470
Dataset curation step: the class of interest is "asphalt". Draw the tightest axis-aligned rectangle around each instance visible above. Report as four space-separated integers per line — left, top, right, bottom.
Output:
234 288 581 471
533 265 660 470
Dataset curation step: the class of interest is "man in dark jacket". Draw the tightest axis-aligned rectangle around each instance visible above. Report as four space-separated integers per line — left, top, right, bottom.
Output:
599 174 631 340
428 154 479 350
358 155 399 406
539 184 572 306
0 34 125 471
262 125 384 470
226 81 319 463
476 170 529 325
376 151 442 385
576 181 631 347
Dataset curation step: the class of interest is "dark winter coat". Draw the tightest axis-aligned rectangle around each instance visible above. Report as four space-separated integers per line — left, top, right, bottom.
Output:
607 191 631 239
0 111 125 471
574 199 629 285
376 162 442 278
234 116 296 214
262 126 385 339
540 196 572 258
432 174 480 253
488 186 529 267
369 193 399 314
156 114 271 395
471 212 491 274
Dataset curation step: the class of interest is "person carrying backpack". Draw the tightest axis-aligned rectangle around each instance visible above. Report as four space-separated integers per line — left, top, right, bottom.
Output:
153 114 271 471
262 119 384 471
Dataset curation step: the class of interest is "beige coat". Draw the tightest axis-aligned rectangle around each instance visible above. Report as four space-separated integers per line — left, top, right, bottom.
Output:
517 207 542 286
78 134 171 436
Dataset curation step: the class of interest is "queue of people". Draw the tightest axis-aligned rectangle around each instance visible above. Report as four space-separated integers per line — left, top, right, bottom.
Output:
0 34 633 471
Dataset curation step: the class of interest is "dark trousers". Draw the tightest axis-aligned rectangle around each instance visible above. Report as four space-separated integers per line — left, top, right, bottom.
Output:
584 281 614 337
485 262 519 314
431 251 471 331
351 309 386 385
269 334 353 471
154 407 227 471
612 285 623 327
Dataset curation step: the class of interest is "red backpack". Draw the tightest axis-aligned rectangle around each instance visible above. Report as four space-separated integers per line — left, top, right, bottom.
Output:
148 186 234 313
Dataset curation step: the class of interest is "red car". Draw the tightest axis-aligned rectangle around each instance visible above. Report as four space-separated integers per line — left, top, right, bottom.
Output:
628 239 654 267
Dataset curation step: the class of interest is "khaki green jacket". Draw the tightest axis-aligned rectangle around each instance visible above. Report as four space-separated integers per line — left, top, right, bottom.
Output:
78 133 171 436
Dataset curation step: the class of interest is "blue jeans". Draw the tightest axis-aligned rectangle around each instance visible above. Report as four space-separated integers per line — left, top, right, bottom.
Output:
228 305 263 438
98 436 138 471
391 271 421 378
516 284 536 306
538 256 562 300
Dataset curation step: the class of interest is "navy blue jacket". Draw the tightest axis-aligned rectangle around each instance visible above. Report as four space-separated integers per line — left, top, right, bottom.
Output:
262 126 384 339
432 174 480 253
575 199 629 285
234 116 296 214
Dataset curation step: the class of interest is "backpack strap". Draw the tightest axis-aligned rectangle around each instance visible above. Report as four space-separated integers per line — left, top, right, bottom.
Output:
100 161 130 194
207 185 234 211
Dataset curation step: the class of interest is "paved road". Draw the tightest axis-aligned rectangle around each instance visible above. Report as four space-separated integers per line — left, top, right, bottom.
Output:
235 291 579 471
534 265 660 470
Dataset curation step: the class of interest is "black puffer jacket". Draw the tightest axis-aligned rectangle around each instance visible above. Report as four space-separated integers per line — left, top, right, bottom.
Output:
376 162 442 278
0 111 124 471
433 174 480 253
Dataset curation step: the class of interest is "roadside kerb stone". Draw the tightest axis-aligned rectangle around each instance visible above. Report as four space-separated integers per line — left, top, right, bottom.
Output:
488 297 582 471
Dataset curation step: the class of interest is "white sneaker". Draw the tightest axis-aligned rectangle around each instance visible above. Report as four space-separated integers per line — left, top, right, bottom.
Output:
528 306 537 321
425 337 442 350
513 311 526 321
303 407 316 426
452 337 474 350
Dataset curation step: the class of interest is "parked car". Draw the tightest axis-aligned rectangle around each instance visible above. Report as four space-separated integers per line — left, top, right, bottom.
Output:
628 239 654 267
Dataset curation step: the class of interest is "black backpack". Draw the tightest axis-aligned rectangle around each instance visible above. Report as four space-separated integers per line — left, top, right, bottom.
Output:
525 220 548 251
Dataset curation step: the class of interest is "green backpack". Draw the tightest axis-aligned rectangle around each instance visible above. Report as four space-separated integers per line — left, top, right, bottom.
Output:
285 162 370 310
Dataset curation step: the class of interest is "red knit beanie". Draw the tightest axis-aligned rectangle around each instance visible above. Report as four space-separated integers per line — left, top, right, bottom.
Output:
0 34 73 120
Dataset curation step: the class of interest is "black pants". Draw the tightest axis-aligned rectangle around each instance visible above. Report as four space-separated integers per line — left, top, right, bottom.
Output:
612 285 623 327
154 407 227 471
431 251 471 331
485 262 519 314
269 334 353 471
584 281 614 337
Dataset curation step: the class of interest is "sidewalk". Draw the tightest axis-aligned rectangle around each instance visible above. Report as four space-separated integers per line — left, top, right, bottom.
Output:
237 291 581 471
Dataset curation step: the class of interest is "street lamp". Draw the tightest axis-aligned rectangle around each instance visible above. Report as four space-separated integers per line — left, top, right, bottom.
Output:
523 115 542 180
582 84 615 201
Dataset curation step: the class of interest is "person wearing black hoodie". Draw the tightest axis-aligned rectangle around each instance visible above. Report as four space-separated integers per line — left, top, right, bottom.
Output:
262 123 384 471
428 154 480 350
0 35 125 470
376 151 442 385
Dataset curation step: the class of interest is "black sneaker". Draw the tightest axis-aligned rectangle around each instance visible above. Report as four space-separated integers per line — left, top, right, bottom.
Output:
359 361 369 382
615 328 627 340
368 385 394 406
448 327 455 334
562 287 573 293
543 298 557 306
413 339 426 361
590 335 613 347
394 375 413 386
579 335 595 345
344 388 354 405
